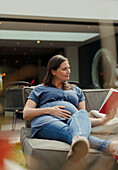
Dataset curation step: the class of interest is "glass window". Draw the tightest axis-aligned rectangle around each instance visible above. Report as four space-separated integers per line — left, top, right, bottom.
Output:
0 19 117 89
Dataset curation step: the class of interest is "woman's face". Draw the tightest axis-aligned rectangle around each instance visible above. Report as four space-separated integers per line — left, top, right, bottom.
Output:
52 60 71 82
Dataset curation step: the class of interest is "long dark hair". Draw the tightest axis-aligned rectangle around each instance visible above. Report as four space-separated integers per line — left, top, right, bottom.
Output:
43 55 72 90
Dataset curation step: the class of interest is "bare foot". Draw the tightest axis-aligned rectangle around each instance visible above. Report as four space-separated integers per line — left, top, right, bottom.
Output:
109 141 118 155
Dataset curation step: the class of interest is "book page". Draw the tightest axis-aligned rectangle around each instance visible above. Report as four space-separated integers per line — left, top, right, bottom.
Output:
99 88 118 114
89 110 106 118
99 88 113 110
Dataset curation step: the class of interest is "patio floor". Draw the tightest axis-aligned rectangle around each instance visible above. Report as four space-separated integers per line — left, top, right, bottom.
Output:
0 111 25 143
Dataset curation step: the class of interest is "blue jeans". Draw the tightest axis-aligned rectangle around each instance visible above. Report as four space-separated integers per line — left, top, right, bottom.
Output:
35 110 111 154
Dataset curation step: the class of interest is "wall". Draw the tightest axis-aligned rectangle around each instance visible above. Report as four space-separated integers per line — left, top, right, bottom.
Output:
79 34 118 89
0 0 118 21
79 40 101 88
64 47 78 82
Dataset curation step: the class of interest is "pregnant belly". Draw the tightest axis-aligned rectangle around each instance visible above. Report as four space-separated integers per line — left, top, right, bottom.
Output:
40 101 78 115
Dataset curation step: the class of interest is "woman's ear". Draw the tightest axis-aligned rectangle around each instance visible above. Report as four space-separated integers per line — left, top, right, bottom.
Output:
51 69 56 76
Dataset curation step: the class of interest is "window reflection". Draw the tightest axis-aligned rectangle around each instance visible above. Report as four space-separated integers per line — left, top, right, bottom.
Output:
0 20 117 89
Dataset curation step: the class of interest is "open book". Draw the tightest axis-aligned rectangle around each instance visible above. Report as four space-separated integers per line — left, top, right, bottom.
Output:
99 88 118 115
89 88 118 118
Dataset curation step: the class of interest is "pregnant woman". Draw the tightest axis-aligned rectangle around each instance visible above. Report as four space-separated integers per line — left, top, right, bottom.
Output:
23 55 118 163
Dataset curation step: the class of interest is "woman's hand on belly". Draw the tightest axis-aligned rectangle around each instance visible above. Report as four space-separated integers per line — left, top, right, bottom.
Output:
47 106 71 119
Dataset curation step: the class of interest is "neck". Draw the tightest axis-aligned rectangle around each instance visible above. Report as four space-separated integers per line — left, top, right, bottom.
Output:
51 79 63 89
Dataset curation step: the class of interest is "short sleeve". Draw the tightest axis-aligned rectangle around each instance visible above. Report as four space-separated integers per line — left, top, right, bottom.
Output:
28 85 43 105
73 85 85 102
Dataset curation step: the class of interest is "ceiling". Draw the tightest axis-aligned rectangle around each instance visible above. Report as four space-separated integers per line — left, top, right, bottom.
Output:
0 20 100 48
0 18 118 64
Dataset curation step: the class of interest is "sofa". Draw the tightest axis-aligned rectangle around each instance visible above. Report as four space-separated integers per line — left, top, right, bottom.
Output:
20 87 118 170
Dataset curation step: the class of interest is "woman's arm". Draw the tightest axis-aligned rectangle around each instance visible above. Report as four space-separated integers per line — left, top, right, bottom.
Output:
77 100 112 127
23 99 71 120
89 117 106 127
90 113 115 127
23 99 49 120
78 100 86 110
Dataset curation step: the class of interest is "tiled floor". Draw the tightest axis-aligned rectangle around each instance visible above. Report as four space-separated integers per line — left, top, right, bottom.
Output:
0 112 25 143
